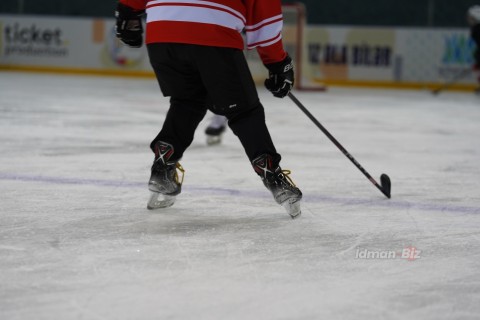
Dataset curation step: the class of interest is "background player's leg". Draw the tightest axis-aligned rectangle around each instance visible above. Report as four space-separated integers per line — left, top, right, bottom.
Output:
205 113 228 145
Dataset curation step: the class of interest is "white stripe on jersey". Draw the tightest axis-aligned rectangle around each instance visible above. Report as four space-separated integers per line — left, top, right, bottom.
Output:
247 33 282 49
244 14 282 31
245 19 283 48
146 2 245 31
147 0 246 23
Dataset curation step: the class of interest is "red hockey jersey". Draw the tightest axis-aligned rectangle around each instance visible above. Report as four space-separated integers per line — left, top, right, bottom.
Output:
119 0 287 64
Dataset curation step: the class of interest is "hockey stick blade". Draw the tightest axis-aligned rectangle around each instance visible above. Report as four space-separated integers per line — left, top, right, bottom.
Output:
380 174 391 198
288 92 391 199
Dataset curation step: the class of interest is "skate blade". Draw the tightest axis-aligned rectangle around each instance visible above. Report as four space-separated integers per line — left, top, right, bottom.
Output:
282 199 301 219
147 192 176 210
206 135 222 145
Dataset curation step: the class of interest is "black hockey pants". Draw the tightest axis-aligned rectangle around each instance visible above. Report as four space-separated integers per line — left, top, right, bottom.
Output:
147 43 281 164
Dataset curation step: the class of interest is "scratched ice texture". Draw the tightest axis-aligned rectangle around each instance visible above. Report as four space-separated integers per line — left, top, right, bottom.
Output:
1 72 479 320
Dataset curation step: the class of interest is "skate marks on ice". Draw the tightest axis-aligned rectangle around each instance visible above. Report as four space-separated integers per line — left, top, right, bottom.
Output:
1 172 479 215
2 173 480 320
1 73 480 319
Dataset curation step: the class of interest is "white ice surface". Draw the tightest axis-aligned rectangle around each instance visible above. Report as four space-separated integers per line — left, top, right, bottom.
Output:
1 72 479 320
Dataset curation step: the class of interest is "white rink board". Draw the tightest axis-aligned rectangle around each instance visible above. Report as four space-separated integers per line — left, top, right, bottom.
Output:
305 25 476 84
0 15 151 71
0 15 477 85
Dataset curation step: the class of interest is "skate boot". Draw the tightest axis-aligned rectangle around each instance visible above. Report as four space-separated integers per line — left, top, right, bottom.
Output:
147 141 184 209
205 115 228 145
252 154 303 218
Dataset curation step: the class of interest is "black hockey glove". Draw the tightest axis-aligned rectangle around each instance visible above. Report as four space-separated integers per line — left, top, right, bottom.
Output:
264 55 294 98
115 3 145 48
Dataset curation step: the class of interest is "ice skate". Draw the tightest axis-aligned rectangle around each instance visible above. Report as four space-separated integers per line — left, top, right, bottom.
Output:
147 193 177 209
205 115 228 145
252 154 303 218
147 141 184 210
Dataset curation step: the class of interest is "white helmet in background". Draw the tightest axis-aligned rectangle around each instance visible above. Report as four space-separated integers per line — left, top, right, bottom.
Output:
468 5 480 23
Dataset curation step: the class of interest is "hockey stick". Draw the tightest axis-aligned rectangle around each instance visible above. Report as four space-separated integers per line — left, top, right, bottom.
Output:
431 68 472 95
287 92 391 199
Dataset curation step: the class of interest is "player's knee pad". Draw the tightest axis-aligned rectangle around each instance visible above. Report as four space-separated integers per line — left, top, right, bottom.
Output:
215 100 262 121
226 101 264 125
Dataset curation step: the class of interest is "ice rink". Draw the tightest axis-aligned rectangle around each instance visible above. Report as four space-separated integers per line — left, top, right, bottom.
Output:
1 71 479 319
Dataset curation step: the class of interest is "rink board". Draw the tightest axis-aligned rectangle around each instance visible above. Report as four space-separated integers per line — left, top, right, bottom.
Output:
0 15 477 89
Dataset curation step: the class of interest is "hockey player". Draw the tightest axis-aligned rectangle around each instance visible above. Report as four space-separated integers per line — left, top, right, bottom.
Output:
467 5 480 90
205 113 228 145
115 0 302 217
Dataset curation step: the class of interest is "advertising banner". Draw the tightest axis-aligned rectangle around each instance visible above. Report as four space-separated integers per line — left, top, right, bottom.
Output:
0 15 152 74
1 15 477 88
303 26 476 86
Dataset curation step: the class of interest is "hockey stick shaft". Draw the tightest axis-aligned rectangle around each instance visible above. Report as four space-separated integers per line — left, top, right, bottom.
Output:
432 68 472 95
287 92 391 198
